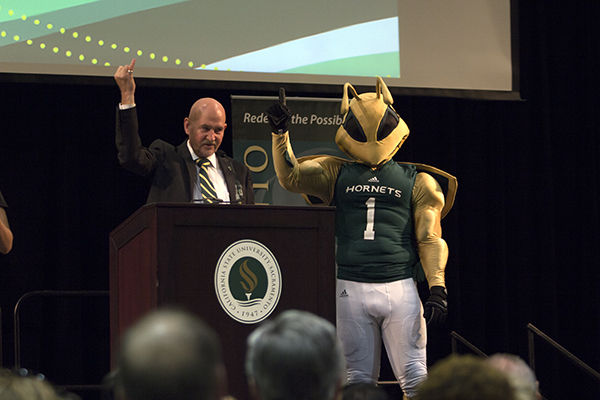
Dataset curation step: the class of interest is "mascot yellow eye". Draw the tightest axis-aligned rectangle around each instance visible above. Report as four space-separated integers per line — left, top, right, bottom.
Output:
377 106 400 141
342 109 367 143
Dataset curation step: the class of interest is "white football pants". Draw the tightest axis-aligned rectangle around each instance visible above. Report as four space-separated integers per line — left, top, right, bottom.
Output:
336 278 427 398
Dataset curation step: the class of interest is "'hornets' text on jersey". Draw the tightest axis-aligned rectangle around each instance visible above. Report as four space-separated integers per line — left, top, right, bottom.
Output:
344 184 402 198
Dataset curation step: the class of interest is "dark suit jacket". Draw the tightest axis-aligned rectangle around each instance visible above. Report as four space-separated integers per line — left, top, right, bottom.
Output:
115 107 254 204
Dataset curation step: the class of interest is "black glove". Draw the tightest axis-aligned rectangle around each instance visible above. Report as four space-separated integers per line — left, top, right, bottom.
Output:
424 286 448 327
266 87 291 133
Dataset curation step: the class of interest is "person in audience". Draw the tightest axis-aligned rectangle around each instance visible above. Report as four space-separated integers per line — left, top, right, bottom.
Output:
114 308 227 400
415 354 516 400
486 353 541 400
0 189 13 254
342 382 390 400
245 310 345 400
0 367 77 400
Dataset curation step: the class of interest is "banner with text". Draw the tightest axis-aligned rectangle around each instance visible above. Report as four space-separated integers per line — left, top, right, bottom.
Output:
231 95 346 205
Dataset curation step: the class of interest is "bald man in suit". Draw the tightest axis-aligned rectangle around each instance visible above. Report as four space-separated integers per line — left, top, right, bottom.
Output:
114 59 254 205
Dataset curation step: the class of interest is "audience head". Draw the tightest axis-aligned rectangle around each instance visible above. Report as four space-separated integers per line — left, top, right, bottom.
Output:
342 382 389 400
184 98 227 158
245 309 345 400
0 368 73 400
486 353 541 400
415 354 516 400
115 308 224 400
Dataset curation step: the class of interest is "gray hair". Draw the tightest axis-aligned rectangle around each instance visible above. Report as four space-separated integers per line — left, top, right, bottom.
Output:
415 354 516 400
245 310 345 400
116 308 222 400
487 353 539 400
0 369 65 400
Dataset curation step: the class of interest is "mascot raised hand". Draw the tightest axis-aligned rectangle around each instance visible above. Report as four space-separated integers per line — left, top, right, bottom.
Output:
267 78 456 399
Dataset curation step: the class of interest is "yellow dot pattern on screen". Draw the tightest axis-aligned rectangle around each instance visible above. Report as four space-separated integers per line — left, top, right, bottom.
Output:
1 8 200 69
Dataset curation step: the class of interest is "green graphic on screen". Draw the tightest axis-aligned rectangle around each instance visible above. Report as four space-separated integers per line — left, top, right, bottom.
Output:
0 0 400 78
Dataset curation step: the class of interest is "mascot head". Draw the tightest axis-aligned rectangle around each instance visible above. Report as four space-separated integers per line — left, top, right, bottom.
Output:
335 77 409 167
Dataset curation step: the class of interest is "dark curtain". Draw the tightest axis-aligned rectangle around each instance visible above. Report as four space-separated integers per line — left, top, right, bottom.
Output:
0 1 598 399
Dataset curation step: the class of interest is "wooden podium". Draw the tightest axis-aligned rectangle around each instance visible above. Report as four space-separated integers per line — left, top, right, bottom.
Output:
109 203 336 399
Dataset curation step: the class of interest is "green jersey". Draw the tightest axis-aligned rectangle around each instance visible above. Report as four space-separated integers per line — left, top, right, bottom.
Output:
334 160 419 282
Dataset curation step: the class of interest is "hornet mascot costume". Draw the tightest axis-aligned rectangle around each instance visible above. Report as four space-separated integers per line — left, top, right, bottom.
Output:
266 77 457 399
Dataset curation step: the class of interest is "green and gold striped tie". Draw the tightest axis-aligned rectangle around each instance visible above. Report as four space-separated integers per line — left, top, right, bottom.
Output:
196 158 218 203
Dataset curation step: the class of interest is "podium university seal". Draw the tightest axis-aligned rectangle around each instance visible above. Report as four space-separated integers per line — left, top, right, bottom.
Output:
214 239 282 324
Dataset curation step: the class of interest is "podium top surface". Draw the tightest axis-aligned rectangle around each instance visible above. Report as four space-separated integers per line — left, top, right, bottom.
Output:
110 202 336 239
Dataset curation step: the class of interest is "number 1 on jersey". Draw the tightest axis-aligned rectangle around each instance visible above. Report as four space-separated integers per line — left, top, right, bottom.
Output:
364 197 375 240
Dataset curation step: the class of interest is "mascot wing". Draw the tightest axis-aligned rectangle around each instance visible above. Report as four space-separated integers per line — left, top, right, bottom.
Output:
405 162 457 218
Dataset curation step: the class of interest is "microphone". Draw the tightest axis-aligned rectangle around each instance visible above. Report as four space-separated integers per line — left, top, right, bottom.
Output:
191 198 226 204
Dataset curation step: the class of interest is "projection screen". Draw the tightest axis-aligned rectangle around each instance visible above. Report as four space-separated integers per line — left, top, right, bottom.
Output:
0 0 518 98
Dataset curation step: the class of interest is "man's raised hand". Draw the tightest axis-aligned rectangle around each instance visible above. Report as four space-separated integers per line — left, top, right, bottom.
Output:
114 59 136 104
